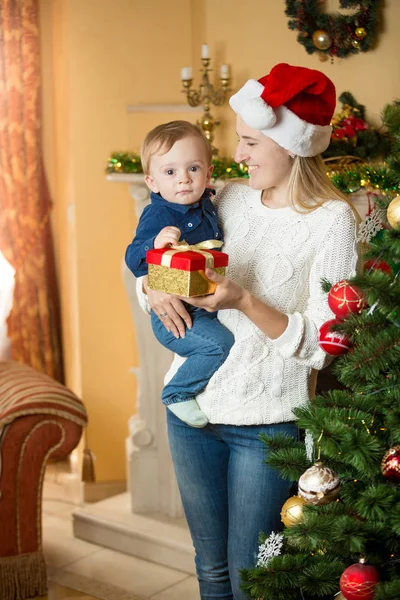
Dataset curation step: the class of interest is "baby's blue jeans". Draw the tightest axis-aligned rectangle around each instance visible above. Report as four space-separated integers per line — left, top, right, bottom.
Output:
151 307 234 406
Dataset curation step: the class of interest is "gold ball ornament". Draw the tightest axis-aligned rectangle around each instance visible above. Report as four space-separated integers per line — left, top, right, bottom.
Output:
351 39 360 49
281 495 307 527
312 30 333 50
198 113 216 134
387 195 400 229
355 27 367 38
298 462 341 506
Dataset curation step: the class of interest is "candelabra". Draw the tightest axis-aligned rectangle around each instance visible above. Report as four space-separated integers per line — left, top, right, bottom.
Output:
181 44 230 156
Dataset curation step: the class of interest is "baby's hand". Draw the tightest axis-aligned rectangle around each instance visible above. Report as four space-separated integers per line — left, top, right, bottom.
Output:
154 226 181 249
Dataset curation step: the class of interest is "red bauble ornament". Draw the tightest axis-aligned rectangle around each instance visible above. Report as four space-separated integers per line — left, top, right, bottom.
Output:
364 259 392 275
328 280 367 319
381 445 400 483
319 319 351 356
340 560 380 600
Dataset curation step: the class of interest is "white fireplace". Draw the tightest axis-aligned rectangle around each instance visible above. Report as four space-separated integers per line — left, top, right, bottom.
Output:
119 174 185 518
73 173 197 574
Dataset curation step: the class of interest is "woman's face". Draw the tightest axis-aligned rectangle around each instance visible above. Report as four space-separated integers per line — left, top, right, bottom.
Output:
234 115 293 192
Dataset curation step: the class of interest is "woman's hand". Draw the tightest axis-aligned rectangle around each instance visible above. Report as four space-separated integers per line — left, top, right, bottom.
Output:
182 269 250 312
144 277 192 338
184 269 288 339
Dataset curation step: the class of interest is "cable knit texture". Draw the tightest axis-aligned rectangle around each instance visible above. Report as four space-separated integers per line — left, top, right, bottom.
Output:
137 182 359 426
196 183 358 425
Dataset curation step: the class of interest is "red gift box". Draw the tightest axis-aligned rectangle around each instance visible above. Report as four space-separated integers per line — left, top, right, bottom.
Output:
146 242 229 297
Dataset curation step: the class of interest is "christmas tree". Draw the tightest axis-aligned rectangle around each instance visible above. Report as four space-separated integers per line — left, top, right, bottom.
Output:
241 116 400 599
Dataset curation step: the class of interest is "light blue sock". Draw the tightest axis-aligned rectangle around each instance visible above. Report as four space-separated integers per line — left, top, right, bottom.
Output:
167 399 208 428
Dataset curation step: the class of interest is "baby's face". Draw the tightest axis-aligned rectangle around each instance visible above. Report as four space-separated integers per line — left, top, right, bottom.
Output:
145 136 213 205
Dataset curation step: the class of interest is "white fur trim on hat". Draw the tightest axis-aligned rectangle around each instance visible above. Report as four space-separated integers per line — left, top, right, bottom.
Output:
261 105 332 157
230 79 332 157
229 79 276 129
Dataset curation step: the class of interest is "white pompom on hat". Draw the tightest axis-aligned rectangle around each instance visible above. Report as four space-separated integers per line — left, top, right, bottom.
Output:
231 80 277 130
229 63 336 157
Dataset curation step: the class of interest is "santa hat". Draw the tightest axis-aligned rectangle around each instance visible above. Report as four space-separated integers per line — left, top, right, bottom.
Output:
229 63 336 157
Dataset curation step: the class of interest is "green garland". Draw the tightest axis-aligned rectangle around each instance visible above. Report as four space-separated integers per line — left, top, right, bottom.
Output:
327 164 400 195
106 150 400 196
211 157 249 180
106 152 249 180
285 0 380 59
106 152 143 174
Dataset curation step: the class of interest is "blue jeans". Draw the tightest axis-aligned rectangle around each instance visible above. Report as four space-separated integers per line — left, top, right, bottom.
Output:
151 308 234 406
167 410 299 600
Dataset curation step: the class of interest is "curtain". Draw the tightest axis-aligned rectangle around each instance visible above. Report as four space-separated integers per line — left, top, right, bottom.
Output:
0 0 63 381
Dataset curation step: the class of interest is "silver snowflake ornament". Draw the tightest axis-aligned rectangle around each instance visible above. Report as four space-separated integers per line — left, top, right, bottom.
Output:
358 205 387 244
256 531 284 567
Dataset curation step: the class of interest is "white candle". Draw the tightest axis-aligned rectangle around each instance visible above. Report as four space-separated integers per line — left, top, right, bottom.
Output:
220 64 230 78
181 66 192 81
201 44 209 59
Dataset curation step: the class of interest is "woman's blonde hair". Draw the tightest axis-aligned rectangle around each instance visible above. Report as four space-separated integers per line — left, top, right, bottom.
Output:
287 155 357 217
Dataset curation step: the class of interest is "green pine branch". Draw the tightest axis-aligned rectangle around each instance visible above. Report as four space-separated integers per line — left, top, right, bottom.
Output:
241 554 344 600
352 484 399 522
265 447 310 482
374 579 400 600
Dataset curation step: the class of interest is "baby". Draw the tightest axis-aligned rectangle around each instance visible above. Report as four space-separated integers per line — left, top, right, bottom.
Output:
125 120 234 428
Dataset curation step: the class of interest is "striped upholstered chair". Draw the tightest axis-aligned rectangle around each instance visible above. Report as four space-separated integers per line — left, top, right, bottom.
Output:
0 360 87 600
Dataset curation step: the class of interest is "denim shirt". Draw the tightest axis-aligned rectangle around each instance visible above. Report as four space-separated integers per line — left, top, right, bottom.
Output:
125 189 223 277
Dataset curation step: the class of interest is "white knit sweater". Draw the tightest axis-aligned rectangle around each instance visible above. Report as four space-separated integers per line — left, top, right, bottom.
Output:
137 182 359 426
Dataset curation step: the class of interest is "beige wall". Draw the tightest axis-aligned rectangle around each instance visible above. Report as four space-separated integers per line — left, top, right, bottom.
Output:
207 0 400 155
40 0 400 483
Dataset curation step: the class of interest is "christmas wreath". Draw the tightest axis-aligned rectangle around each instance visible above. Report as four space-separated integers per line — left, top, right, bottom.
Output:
285 0 380 59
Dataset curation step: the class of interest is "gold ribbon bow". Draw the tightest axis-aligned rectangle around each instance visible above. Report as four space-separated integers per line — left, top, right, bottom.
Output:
161 240 223 269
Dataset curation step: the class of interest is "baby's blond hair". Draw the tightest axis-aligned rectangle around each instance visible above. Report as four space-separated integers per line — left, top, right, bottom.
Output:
140 120 212 174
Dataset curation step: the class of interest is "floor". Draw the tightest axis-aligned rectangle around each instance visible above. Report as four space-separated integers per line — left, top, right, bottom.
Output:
39 462 200 600
36 585 103 600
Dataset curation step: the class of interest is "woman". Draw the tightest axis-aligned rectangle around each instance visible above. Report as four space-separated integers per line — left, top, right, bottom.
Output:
137 63 359 600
